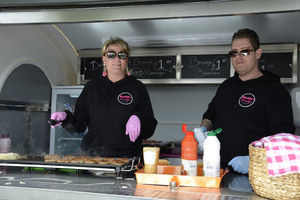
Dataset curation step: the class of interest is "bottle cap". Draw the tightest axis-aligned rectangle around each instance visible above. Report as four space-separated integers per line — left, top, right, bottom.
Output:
207 128 222 136
182 124 194 135
182 124 187 133
1 133 9 138
186 130 194 136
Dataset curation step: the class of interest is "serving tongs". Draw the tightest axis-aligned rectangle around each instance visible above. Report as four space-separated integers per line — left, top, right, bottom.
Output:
47 119 62 126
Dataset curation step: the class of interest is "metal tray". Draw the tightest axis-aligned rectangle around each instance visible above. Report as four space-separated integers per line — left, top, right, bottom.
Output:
0 156 140 174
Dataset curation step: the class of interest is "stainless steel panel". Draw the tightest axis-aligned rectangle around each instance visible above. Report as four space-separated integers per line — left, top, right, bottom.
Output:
0 0 300 24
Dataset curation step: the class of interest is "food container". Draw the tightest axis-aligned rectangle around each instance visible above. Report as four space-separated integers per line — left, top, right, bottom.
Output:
135 165 227 188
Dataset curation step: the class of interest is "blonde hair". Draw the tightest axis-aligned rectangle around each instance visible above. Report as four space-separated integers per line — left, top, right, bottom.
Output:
102 37 130 58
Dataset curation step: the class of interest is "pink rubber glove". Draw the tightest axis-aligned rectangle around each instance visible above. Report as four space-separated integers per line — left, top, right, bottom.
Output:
50 112 67 128
125 115 141 142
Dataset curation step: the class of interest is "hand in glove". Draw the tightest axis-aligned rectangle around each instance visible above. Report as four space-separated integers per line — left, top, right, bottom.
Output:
49 112 67 127
228 174 253 192
194 126 207 151
125 115 141 142
228 156 249 174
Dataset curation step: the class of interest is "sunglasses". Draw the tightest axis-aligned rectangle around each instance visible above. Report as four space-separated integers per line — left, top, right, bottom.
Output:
228 49 254 57
106 51 128 60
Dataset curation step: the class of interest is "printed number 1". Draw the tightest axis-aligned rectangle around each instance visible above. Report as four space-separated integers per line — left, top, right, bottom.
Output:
158 59 163 70
212 59 221 71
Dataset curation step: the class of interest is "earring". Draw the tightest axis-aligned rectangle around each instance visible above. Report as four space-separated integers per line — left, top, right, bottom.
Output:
102 64 107 77
126 66 130 76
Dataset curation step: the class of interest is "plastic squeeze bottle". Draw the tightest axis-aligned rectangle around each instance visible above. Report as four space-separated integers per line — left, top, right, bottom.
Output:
0 133 11 153
181 124 198 176
203 128 222 177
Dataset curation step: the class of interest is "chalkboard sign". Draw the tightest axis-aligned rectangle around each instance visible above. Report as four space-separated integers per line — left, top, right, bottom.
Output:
79 48 295 83
258 52 292 78
181 54 230 78
80 57 103 80
128 56 176 79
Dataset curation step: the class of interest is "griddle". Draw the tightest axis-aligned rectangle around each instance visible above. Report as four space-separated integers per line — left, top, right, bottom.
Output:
0 155 140 177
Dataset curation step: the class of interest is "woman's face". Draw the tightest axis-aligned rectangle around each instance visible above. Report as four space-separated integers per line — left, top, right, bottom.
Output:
102 44 128 77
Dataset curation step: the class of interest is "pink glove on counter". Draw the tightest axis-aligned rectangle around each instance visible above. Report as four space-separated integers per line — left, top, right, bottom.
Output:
125 115 141 142
50 112 67 127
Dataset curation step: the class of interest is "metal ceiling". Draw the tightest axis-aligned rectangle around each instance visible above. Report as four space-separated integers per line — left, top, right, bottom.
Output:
0 0 231 10
0 0 300 49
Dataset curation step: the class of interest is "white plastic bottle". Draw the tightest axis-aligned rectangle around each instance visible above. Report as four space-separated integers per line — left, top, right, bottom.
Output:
203 128 221 177
0 133 11 153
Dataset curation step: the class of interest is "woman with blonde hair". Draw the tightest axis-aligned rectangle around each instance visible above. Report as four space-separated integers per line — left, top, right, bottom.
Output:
50 37 157 157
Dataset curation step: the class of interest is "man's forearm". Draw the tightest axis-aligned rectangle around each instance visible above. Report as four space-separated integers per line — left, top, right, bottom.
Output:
200 118 213 131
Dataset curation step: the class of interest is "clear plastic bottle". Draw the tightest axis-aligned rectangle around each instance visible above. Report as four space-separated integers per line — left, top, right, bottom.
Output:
181 124 198 176
203 128 222 177
0 133 11 153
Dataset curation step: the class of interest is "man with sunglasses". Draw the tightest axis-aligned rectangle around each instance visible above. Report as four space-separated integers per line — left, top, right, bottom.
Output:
50 37 157 158
195 28 295 174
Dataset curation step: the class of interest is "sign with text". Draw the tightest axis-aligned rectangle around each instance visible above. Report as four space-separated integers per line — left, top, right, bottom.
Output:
80 57 103 80
181 54 230 78
258 52 293 78
128 56 176 79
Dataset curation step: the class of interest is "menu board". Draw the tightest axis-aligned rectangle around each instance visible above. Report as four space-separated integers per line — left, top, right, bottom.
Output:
80 57 103 80
181 54 230 78
128 56 176 79
79 49 295 82
258 52 293 78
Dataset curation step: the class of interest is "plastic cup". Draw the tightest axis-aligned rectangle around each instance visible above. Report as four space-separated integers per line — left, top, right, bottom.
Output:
143 147 160 174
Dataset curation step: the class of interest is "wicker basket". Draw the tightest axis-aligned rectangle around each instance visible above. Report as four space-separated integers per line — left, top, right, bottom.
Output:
248 144 300 200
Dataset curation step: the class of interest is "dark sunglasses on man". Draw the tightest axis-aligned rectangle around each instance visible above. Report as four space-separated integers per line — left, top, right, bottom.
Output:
228 49 255 58
106 51 128 60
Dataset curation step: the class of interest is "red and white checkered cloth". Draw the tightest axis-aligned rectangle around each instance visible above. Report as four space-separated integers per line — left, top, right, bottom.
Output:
252 133 300 177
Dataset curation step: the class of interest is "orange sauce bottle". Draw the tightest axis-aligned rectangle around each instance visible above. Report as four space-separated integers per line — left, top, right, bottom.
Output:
181 124 198 176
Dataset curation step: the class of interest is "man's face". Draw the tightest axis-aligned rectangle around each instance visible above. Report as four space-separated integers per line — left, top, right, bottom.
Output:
231 38 262 79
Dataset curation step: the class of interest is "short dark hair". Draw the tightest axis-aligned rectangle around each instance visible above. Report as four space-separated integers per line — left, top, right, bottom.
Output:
231 28 260 50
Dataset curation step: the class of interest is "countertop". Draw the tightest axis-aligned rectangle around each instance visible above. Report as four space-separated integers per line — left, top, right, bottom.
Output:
0 166 267 200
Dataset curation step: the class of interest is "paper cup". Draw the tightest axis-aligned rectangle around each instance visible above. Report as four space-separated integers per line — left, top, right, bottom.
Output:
143 147 160 173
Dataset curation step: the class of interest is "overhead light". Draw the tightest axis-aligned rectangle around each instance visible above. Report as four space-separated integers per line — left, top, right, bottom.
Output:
126 35 232 47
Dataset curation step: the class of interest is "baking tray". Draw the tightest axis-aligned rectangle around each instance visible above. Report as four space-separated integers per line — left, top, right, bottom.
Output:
135 165 228 188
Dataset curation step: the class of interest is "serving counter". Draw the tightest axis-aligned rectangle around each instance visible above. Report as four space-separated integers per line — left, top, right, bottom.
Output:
0 165 267 200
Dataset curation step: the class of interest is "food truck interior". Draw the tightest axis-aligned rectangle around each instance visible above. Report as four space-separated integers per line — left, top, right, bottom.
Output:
0 1 300 200
0 0 299 156
0 0 300 153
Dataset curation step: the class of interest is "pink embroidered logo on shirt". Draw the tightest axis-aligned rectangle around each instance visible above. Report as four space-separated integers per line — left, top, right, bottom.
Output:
238 93 255 108
118 92 133 105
